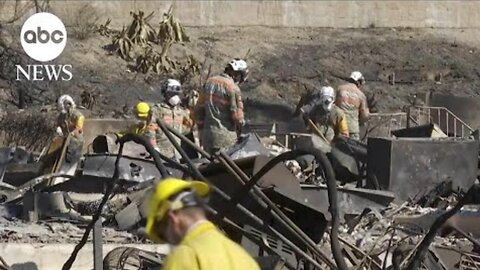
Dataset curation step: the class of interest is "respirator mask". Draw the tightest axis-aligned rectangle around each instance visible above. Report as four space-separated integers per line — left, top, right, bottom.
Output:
168 95 181 106
321 96 334 112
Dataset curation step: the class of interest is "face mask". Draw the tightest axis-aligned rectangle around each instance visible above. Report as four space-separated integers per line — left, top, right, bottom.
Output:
58 103 66 114
321 97 334 112
168 95 181 106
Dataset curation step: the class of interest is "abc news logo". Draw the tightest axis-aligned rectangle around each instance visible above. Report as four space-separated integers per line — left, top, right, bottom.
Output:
16 12 72 81
23 27 65 44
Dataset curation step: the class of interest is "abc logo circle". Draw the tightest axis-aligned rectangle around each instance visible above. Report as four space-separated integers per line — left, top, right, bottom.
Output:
20 12 67 62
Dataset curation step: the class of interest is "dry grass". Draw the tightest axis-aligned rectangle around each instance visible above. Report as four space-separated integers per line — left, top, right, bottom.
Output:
0 112 55 151
71 3 100 40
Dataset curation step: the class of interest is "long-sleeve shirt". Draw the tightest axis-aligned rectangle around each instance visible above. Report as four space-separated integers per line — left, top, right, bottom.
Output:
56 109 84 140
306 105 349 142
335 83 369 134
151 103 193 158
193 74 244 132
117 120 160 148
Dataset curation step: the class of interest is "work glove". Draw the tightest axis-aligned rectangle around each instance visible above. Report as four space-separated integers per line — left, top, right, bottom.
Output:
56 126 64 137
238 119 246 127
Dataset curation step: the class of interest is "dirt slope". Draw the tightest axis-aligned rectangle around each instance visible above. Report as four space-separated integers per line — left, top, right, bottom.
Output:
1 26 480 126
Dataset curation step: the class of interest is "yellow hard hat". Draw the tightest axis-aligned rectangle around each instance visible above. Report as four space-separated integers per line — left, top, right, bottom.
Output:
135 102 150 118
145 178 210 243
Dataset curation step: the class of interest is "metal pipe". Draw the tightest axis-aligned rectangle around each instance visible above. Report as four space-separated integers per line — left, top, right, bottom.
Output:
156 150 189 172
428 108 431 124
218 151 342 269
157 121 322 268
446 112 449 136
454 120 457 137
93 219 103 270
62 140 126 270
164 124 212 159
215 154 336 268
63 133 175 270
209 207 310 270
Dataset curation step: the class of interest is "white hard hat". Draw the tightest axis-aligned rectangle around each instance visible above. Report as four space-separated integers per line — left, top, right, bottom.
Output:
57 94 75 113
350 71 364 82
163 79 182 94
227 59 248 72
167 79 181 88
319 86 335 112
320 86 335 99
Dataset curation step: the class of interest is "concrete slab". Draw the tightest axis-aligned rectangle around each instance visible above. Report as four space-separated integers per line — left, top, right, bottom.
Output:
0 243 169 270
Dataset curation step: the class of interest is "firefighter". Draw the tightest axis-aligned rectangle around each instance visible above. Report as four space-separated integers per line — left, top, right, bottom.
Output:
117 102 161 150
335 71 370 140
303 86 349 143
151 79 193 159
145 178 260 270
193 59 248 154
56 94 84 141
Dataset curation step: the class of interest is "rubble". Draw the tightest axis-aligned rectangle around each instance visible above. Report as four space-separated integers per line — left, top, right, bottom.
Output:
0 104 479 270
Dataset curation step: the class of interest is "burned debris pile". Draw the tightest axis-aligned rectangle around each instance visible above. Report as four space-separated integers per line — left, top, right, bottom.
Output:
0 106 479 270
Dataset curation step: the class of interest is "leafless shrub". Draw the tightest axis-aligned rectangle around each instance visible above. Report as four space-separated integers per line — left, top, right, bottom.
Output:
0 111 55 151
72 3 100 40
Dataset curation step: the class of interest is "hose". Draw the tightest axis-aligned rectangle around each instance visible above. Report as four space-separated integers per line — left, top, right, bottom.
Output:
404 184 480 270
62 140 125 270
219 149 346 270
157 121 325 269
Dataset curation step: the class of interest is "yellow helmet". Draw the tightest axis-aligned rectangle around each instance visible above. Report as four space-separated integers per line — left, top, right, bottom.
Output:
135 102 150 118
145 178 210 243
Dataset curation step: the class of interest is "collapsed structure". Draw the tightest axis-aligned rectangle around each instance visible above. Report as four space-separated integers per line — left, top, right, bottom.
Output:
0 92 479 270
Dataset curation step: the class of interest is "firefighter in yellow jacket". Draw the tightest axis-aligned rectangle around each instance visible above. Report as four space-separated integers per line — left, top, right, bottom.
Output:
146 178 260 270
56 94 85 141
117 102 161 150
303 86 349 142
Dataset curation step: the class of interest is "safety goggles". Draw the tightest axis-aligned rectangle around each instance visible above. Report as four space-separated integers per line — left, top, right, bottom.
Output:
167 85 182 93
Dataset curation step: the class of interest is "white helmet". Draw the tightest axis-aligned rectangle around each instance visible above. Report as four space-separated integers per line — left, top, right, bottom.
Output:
162 79 182 94
227 59 248 71
319 86 335 112
57 94 75 113
226 58 249 83
350 71 365 84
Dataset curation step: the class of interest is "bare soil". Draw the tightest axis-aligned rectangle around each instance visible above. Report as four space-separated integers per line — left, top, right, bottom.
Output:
1 26 480 126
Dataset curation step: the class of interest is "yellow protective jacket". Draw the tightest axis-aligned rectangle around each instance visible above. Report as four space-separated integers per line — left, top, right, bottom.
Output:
306 105 349 142
117 121 160 148
162 221 260 270
57 108 85 140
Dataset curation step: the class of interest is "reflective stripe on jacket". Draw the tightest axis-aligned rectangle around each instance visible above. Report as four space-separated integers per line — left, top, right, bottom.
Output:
335 83 368 134
193 74 244 131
